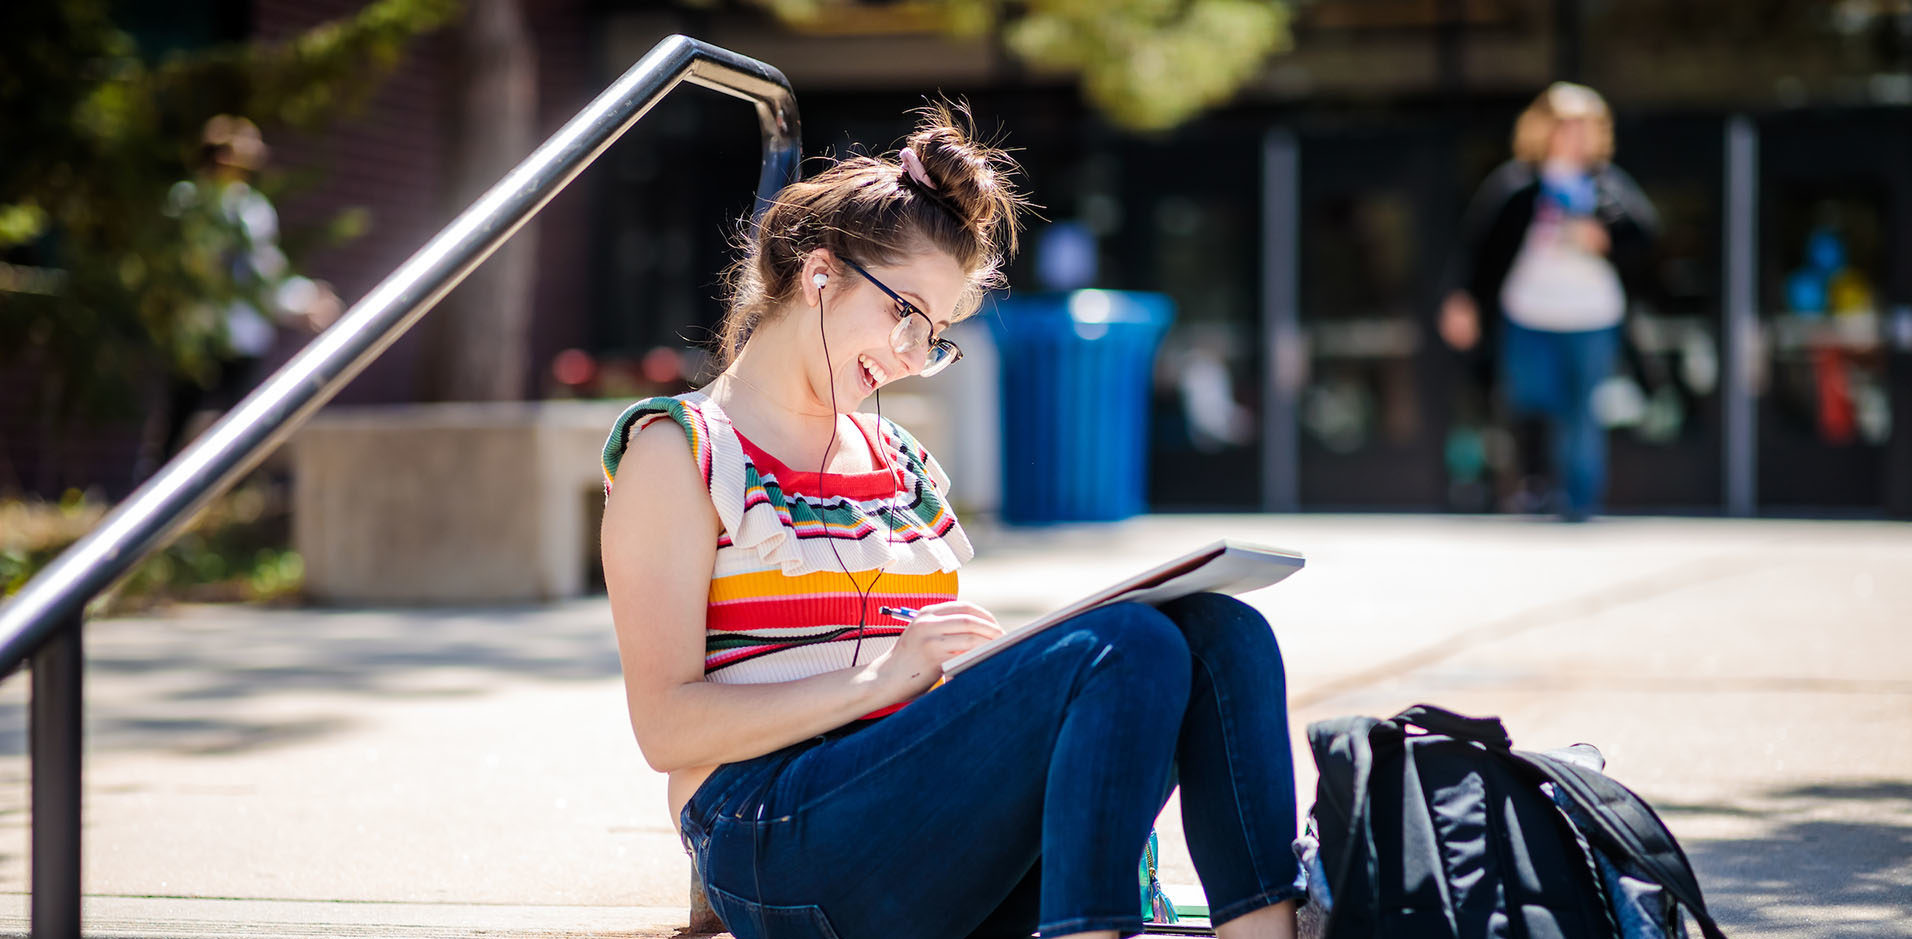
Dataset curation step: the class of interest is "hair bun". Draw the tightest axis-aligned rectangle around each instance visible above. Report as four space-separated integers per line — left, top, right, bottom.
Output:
711 97 1033 369
902 99 1025 259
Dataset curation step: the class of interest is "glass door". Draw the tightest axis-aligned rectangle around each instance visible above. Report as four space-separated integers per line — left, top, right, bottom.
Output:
1096 125 1267 510
1294 124 1452 509
1602 113 1728 511
1755 109 1911 512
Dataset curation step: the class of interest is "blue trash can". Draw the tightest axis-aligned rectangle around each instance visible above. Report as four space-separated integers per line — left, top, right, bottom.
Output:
988 290 1175 524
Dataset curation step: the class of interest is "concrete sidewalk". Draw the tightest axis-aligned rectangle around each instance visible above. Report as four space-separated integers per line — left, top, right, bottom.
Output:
3 515 1908 937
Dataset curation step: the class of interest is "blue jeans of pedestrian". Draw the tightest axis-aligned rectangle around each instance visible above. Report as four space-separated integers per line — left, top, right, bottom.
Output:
1500 319 1621 518
678 593 1304 939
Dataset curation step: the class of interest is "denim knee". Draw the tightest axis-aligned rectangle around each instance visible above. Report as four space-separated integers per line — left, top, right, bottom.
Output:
1159 593 1286 679
1063 602 1192 694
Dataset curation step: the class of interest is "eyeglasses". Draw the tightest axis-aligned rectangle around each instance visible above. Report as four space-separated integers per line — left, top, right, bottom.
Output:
840 257 963 377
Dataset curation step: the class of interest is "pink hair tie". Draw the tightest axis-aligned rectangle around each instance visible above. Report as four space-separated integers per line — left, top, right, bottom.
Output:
899 148 937 191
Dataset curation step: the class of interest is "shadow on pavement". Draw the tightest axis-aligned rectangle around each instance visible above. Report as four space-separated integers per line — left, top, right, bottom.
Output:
1661 780 1912 937
0 600 621 758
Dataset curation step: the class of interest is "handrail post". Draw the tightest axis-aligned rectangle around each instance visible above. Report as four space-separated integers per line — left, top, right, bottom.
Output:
31 615 83 939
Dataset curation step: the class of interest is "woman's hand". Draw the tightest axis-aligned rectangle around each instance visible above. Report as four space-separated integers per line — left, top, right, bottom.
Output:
1566 217 1611 255
1439 291 1481 351
868 601 1003 700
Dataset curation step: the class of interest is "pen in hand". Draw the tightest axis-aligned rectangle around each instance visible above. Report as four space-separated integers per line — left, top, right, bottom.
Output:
877 606 920 623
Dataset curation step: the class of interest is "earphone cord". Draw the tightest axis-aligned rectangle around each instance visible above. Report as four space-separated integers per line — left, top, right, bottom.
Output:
746 276 902 929
814 279 897 668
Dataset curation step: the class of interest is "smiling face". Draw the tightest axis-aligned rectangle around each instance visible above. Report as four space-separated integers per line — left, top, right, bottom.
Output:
802 246 966 408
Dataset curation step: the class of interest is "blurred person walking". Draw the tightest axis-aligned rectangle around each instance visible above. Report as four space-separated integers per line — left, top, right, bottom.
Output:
152 115 341 465
1439 83 1659 521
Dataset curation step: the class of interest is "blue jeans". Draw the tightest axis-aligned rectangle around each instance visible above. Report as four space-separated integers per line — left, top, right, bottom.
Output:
1500 320 1621 518
679 593 1304 939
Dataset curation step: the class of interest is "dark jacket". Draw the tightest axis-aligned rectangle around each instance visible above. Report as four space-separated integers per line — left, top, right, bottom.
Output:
1445 160 1661 365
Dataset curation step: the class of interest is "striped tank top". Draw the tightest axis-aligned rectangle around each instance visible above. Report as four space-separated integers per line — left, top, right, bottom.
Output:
600 392 972 713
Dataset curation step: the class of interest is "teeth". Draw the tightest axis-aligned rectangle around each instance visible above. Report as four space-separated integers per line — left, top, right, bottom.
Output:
858 354 889 386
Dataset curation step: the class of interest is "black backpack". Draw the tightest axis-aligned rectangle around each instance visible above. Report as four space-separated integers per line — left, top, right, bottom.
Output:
1305 705 1727 939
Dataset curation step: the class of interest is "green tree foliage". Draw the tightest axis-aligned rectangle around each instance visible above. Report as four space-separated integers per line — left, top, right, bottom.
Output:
0 0 458 424
740 0 1292 132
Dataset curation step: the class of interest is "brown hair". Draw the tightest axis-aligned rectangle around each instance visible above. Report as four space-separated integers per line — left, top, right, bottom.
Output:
1511 82 1615 166
713 99 1031 368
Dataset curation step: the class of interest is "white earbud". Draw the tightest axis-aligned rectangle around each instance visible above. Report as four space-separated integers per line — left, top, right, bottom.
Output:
813 272 828 289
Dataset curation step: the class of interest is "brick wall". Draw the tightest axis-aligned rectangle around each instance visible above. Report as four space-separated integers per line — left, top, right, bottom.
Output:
256 0 607 406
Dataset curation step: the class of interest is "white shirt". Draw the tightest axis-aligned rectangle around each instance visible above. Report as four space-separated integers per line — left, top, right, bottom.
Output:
1498 174 1626 333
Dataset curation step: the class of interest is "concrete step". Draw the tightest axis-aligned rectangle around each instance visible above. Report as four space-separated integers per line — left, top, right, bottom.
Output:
0 896 702 938
0 896 1215 938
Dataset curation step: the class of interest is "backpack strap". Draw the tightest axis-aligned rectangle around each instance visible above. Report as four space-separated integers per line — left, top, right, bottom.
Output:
1392 735 1467 938
1512 751 1729 939
1307 716 1386 939
1313 707 1502 938
1389 707 1523 939
1392 703 1513 748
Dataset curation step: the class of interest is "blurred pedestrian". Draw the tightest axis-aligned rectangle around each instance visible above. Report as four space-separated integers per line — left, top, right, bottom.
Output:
1439 83 1659 521
155 115 341 461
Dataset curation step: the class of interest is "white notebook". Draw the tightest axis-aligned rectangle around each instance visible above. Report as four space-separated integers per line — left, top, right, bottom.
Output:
943 540 1306 676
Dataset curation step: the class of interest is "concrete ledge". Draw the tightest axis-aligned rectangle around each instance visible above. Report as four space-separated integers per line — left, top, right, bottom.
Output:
283 391 971 606
0 895 710 938
291 401 629 605
0 894 1213 938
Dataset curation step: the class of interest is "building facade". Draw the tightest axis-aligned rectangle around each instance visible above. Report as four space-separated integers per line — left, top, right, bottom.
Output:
11 0 1908 517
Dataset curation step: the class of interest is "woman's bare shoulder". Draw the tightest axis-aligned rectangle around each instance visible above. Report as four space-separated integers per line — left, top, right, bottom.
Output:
605 418 720 537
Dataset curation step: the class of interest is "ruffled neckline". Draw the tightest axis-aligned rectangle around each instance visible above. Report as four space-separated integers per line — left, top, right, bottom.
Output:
676 391 972 576
732 413 908 502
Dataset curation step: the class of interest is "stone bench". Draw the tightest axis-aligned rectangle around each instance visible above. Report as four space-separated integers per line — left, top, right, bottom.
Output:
291 400 629 604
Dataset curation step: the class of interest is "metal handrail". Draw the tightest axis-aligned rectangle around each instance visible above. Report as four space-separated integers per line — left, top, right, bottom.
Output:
0 34 800 669
1 35 801 938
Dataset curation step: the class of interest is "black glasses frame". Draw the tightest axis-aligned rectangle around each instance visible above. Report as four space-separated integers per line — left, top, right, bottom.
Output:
839 257 963 373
